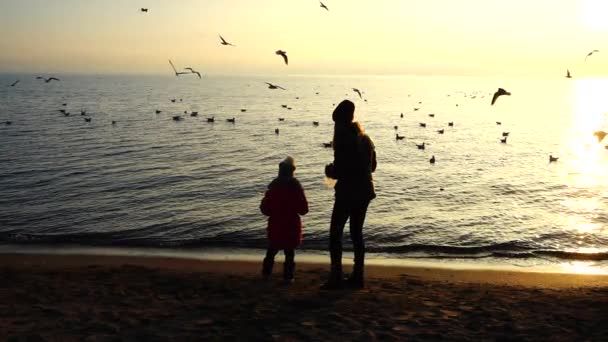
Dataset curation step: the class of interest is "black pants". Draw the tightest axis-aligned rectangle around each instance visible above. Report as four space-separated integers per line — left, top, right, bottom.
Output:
264 248 295 264
263 248 295 279
329 198 370 273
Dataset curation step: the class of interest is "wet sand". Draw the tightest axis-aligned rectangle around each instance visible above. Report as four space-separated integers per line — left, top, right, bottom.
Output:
1 253 607 341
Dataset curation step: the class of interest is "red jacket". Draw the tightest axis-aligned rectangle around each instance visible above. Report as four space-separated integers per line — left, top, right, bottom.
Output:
260 177 308 250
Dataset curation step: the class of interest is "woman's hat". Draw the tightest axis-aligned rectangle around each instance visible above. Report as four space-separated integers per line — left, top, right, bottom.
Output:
332 100 355 123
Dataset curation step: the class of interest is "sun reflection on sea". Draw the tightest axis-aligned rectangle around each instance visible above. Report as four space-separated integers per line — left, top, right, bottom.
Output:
559 259 608 275
562 78 608 187
558 78 608 254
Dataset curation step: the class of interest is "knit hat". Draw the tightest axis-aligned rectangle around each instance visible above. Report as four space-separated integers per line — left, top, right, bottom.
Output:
279 156 296 176
332 100 355 123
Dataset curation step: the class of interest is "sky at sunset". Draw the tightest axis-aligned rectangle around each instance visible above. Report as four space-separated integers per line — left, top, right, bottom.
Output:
1 0 608 77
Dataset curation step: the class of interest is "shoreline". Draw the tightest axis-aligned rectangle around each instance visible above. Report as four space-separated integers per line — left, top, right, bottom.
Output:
2 248 608 288
1 243 607 276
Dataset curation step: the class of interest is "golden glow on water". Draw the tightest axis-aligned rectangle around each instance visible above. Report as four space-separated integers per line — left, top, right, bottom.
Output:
564 78 608 187
559 260 608 275
559 78 608 247
559 202 603 236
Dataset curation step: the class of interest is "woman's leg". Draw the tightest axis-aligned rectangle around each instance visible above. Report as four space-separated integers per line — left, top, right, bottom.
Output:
348 200 370 286
329 198 350 278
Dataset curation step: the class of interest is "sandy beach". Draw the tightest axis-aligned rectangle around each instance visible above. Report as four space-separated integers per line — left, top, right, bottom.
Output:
1 253 607 341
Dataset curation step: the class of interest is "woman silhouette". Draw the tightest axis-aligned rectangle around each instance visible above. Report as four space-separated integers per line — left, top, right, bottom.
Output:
323 100 377 289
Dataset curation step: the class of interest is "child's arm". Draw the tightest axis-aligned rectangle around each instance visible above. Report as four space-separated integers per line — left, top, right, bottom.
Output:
297 188 309 216
260 190 271 216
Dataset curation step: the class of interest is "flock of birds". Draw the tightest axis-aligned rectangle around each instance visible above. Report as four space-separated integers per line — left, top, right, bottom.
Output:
4 4 608 168
565 49 601 79
393 86 607 165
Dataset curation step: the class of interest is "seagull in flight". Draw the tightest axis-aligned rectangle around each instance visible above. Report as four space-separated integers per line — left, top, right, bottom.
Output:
10 80 19 87
275 50 288 65
169 60 190 76
491 88 511 105
265 82 286 90
352 88 362 99
585 50 599 61
184 67 202 79
36 76 60 83
320 1 329 11
219 35 235 46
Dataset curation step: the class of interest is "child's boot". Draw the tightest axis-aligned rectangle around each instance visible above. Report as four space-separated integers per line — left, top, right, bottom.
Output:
262 257 274 279
283 261 295 284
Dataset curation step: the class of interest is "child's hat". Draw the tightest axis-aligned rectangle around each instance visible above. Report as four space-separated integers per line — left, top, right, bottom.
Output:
279 156 296 172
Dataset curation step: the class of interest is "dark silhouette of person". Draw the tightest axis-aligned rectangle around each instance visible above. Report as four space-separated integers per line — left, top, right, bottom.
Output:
260 156 309 284
322 100 377 289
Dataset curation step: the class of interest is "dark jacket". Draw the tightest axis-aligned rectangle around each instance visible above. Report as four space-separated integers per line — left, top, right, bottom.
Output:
260 177 309 249
328 131 377 201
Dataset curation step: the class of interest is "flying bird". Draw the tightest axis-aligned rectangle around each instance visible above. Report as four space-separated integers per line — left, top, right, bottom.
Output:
565 69 572 78
319 1 329 11
275 50 288 65
585 50 599 61
169 60 189 77
10 80 19 87
265 82 286 90
36 77 60 83
593 130 607 142
184 67 202 79
219 35 235 46
352 88 362 99
491 88 511 105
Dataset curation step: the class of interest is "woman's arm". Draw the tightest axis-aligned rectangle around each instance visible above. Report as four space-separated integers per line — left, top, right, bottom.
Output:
260 190 272 216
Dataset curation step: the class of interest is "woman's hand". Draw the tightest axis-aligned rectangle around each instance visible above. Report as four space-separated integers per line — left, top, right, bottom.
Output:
325 163 336 179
